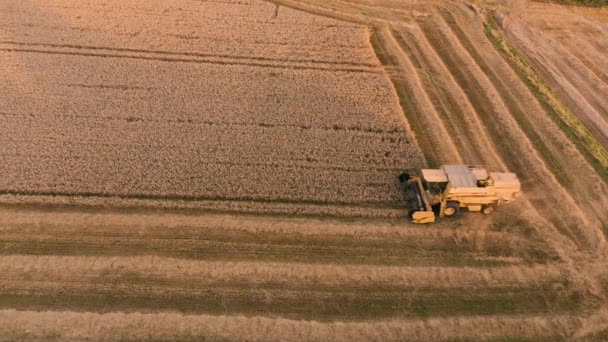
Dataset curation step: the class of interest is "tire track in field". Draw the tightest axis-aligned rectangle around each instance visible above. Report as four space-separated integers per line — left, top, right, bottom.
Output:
0 40 381 68
266 0 373 25
0 47 381 74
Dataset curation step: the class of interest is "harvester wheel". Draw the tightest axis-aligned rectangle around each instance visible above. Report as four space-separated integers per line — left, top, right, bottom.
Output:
482 204 495 215
444 201 460 217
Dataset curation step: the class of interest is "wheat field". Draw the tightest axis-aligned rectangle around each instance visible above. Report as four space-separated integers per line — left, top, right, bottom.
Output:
0 0 607 340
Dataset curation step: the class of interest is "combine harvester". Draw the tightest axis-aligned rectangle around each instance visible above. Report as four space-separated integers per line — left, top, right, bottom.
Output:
400 165 521 224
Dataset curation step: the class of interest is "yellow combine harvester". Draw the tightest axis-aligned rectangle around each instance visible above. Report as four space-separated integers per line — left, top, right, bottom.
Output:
399 165 521 224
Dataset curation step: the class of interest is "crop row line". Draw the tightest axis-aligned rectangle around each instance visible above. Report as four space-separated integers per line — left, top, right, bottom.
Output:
0 45 382 74
0 110 404 136
0 40 379 68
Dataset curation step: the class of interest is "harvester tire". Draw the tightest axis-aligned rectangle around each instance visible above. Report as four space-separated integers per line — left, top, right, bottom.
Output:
482 204 495 215
399 173 411 183
444 201 460 217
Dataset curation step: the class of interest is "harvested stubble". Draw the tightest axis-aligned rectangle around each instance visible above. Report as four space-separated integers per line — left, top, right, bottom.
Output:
0 206 558 266
0 226 582 321
0 207 582 324
0 309 585 341
0 206 583 330
0 255 568 289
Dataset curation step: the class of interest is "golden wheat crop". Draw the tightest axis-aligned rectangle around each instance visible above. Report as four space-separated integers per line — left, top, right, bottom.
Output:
0 0 424 216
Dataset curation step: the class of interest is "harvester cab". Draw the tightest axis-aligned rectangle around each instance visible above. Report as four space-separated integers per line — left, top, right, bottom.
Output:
399 165 521 224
